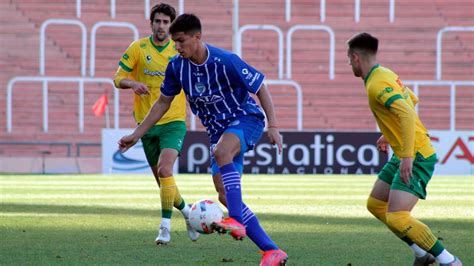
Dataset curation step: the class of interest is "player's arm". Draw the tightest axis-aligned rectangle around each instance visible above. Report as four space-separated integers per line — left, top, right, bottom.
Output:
114 65 150 96
256 83 282 154
406 87 419 106
118 94 174 152
113 41 150 95
118 59 182 152
387 98 416 183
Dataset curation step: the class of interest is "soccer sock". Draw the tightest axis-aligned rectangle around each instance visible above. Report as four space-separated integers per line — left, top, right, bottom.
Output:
242 203 278 251
436 249 456 264
179 202 191 219
159 176 177 219
173 187 186 210
367 197 424 252
386 211 444 256
161 217 171 228
411 243 428 257
219 163 243 223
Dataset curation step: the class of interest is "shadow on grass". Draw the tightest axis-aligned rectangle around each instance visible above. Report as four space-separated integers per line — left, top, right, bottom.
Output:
1 203 473 265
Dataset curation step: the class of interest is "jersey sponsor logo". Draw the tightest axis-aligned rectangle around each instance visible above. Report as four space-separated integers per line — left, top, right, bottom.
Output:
376 87 394 99
190 95 223 104
143 68 165 77
242 68 249 75
244 72 254 80
194 82 206 93
146 55 152 64
122 53 129 60
248 72 261 87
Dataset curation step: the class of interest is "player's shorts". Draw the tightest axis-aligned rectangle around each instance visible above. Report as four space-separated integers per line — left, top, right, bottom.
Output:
210 115 264 176
140 121 186 167
378 152 437 199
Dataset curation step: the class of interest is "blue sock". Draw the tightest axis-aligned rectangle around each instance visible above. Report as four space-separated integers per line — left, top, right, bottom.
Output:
220 163 243 223
242 203 278 251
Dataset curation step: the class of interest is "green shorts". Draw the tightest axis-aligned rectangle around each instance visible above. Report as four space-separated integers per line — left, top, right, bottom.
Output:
378 153 437 199
140 121 186 167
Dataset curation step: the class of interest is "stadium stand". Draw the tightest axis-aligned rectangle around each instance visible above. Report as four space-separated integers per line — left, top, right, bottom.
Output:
0 0 472 172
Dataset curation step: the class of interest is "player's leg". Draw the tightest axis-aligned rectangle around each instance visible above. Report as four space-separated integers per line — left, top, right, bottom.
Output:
385 153 461 265
148 122 199 244
211 132 247 239
367 156 431 263
213 116 287 265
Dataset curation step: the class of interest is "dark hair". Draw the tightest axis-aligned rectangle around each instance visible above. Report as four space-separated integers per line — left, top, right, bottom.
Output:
347 32 379 55
169 13 202 35
149 3 176 23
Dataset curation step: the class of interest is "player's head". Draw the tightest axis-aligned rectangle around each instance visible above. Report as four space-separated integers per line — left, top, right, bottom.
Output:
169 14 202 59
346 32 378 77
149 3 176 42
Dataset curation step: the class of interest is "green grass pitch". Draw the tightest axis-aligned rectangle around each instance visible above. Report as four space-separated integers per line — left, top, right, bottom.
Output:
1 174 472 265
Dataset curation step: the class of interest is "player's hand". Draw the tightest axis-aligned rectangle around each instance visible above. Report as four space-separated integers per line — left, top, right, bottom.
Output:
267 127 282 154
131 82 150 96
399 157 413 184
376 135 389 154
118 134 139 152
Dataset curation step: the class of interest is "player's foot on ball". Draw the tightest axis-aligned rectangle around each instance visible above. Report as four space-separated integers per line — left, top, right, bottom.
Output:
185 217 200 241
155 226 170 245
440 257 462 266
413 253 436 266
212 217 246 240
260 249 288 266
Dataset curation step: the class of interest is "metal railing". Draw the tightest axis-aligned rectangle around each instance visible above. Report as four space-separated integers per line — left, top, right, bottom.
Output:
40 19 87 76
236 24 285 79
405 80 474 131
264 79 303 131
0 141 73 157
436 26 474 80
75 0 185 19
6 76 120 133
89 21 139 77
259 0 396 23
286 24 335 80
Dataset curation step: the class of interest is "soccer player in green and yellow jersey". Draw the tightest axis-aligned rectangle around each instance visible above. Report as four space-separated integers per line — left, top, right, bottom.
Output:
114 3 199 245
347 32 462 266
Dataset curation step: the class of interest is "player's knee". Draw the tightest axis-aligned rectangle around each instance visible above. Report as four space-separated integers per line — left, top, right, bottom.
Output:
366 200 377 217
366 197 386 219
213 146 234 164
156 165 173 177
385 211 410 232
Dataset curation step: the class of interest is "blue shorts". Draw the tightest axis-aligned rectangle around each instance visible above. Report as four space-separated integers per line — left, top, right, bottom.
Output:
210 115 264 176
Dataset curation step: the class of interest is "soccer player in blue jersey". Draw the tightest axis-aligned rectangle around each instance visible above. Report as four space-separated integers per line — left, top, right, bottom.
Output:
118 13 288 266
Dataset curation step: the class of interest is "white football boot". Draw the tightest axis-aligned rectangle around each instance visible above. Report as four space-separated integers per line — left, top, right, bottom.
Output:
155 225 171 245
183 204 200 241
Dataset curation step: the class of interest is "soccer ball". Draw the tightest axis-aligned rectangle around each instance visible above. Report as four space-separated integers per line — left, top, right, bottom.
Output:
188 199 224 234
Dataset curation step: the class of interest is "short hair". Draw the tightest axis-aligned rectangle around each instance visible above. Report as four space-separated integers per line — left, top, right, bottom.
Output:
347 32 379 55
169 13 202 35
149 3 176 23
